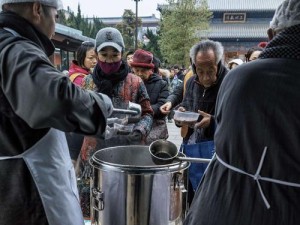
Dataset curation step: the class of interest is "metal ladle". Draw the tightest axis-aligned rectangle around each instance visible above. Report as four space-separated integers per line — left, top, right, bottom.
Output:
149 139 211 164
112 101 142 116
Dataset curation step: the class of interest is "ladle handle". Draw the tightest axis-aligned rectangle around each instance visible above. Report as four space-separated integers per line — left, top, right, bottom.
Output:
177 156 211 163
113 108 138 115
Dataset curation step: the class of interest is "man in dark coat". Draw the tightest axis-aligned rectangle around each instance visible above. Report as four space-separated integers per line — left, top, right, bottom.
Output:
177 40 228 144
0 1 112 225
174 40 228 204
184 0 300 224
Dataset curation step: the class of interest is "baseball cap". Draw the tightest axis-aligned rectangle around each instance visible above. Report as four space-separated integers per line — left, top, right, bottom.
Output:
95 27 125 53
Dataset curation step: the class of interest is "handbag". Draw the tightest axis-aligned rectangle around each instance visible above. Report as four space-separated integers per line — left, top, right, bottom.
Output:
145 119 169 145
181 130 215 191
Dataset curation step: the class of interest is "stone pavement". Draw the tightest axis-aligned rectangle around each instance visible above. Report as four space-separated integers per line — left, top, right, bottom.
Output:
166 120 183 149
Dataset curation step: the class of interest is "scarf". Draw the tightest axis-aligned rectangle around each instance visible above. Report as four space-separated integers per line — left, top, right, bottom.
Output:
0 11 55 56
92 61 129 98
259 24 300 60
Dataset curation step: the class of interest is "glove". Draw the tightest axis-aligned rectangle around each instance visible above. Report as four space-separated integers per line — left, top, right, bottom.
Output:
97 93 113 117
126 130 143 144
104 130 143 146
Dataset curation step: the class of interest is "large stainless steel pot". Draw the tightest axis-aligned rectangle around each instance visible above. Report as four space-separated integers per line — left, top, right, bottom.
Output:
90 145 190 225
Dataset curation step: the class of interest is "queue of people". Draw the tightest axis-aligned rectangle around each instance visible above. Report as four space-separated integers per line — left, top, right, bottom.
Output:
1 0 300 224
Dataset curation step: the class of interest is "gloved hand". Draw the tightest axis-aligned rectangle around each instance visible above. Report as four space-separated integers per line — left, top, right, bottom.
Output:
97 93 113 117
126 130 143 144
103 130 143 146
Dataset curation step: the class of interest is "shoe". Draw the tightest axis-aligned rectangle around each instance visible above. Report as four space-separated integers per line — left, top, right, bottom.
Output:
168 119 173 123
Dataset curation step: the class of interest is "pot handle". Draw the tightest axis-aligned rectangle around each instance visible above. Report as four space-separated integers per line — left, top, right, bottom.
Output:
177 156 211 163
92 187 104 211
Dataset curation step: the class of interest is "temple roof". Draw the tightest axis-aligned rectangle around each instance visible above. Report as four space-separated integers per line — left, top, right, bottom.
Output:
199 23 269 39
95 14 160 25
55 23 94 42
207 0 284 11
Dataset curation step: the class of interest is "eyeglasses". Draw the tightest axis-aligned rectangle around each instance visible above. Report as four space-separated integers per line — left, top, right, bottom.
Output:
82 41 94 47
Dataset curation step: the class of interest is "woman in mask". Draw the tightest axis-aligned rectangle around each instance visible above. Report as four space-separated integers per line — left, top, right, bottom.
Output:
89 27 153 145
78 27 153 220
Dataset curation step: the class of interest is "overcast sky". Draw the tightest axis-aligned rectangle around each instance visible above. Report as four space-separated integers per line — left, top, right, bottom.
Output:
63 0 168 18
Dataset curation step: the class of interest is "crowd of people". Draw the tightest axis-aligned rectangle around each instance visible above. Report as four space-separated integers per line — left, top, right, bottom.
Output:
1 0 300 224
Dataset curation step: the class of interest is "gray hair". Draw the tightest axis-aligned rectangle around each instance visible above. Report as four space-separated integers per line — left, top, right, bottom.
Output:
189 40 224 65
270 0 300 32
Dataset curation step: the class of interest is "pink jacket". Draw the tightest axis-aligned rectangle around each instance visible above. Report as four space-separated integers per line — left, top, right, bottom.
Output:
68 60 90 87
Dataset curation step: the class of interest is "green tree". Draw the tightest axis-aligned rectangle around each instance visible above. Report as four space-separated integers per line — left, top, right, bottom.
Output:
87 17 105 38
65 8 76 28
75 4 82 28
159 0 212 66
57 7 67 24
57 4 106 38
142 29 163 62
116 9 141 51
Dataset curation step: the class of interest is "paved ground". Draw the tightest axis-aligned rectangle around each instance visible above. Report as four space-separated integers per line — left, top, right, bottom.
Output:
166 120 183 149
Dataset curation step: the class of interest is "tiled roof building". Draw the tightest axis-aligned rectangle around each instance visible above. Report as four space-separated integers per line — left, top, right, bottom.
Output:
207 0 283 11
52 23 94 71
159 0 284 61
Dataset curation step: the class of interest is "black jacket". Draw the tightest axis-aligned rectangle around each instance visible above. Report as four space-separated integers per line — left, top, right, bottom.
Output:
180 62 228 142
144 73 169 119
185 58 300 225
167 82 184 107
